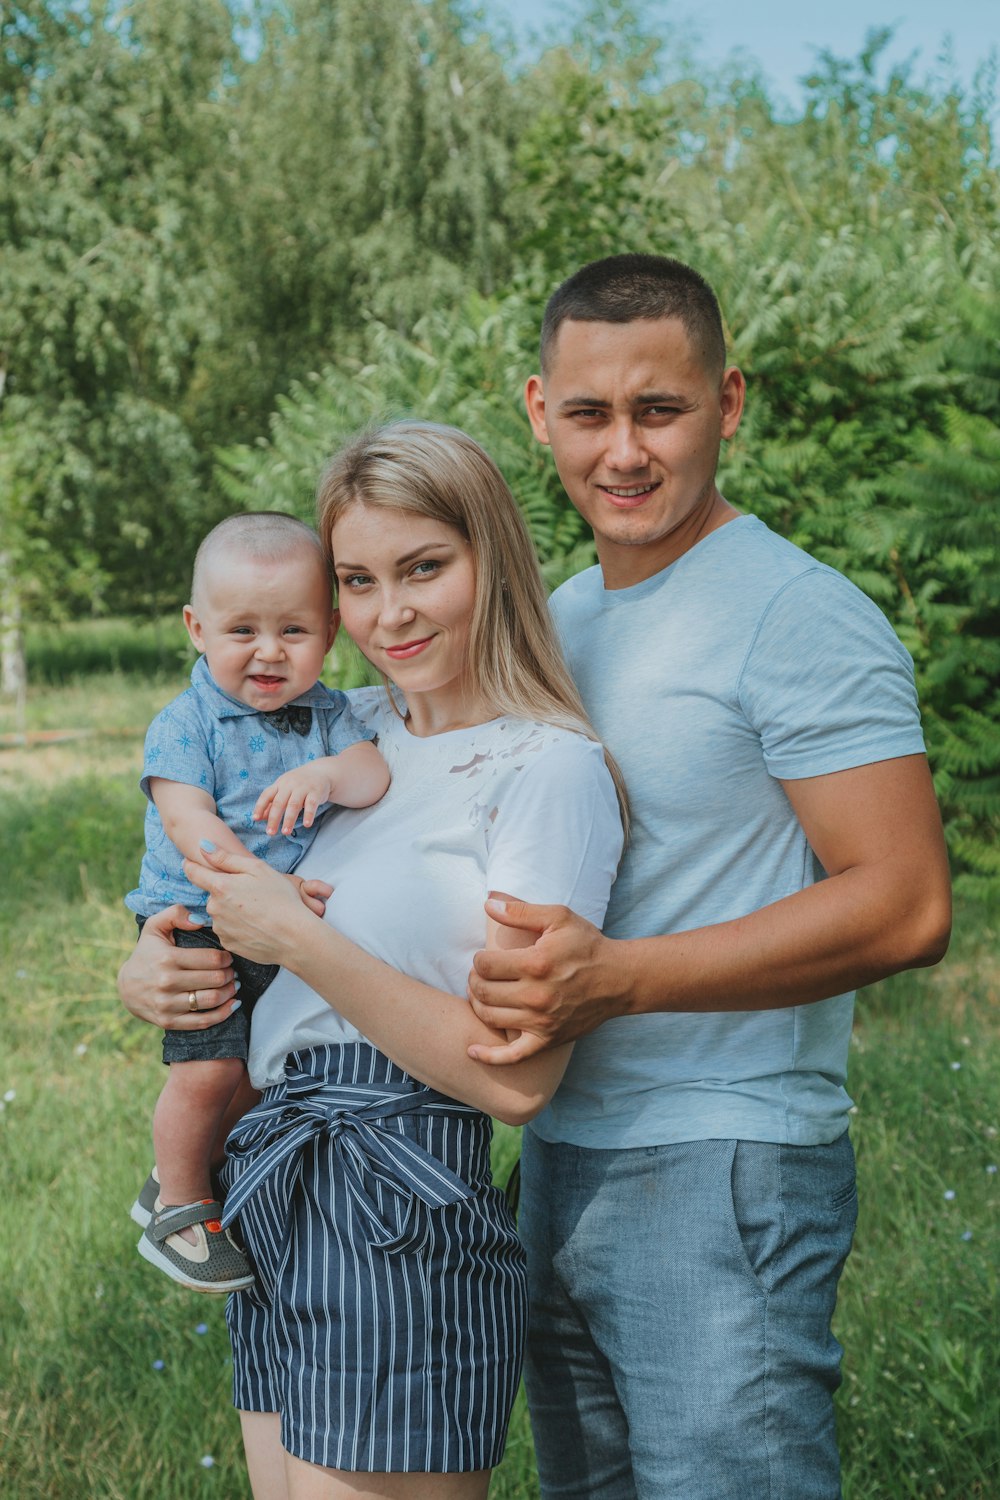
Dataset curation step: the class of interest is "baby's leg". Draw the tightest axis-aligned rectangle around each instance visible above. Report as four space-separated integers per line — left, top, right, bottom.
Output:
213 1069 262 1170
154 1058 245 1238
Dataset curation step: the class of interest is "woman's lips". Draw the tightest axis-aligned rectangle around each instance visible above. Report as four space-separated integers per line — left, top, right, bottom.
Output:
385 637 434 660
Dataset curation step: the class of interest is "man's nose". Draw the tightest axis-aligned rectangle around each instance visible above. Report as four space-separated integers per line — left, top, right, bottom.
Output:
604 420 648 471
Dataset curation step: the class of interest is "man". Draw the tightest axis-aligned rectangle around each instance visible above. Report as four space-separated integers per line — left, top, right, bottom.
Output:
466 255 951 1499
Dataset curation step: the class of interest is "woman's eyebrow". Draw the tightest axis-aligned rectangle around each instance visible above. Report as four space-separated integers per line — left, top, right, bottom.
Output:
335 542 454 570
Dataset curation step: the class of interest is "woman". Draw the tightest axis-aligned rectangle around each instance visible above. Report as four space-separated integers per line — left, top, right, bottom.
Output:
120 421 625 1500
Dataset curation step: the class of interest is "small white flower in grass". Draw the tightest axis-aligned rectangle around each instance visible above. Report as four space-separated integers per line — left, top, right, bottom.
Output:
15 969 27 980
195 1322 208 1335
943 1189 956 1200
74 1044 88 1057
94 1283 105 1300
950 1062 962 1071
200 1455 215 1468
961 1229 973 1241
151 1359 165 1371
3 1090 15 1102
986 1164 998 1175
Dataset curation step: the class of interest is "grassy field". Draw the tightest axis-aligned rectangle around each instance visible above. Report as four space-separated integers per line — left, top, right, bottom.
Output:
1 634 997 1498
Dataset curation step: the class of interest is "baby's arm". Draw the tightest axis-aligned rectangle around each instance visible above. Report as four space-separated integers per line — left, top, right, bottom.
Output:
149 778 252 864
149 779 332 917
254 741 389 837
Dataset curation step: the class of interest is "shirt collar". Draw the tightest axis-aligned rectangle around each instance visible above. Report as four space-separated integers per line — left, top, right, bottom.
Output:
189 655 334 718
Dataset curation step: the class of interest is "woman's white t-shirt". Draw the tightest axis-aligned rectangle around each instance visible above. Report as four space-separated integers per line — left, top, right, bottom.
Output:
248 688 624 1089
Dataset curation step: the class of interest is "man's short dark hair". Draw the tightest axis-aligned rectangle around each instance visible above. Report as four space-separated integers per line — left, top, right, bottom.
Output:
540 254 727 378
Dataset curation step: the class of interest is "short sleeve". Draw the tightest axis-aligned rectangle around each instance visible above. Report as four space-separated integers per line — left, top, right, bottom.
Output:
139 692 216 802
320 688 379 755
485 735 623 927
737 569 926 781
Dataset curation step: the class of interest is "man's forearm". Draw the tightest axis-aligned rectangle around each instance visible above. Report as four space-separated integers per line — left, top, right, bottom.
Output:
617 861 952 1018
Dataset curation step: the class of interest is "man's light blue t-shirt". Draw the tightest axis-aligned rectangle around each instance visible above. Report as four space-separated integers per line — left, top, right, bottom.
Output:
126 656 374 920
531 515 926 1149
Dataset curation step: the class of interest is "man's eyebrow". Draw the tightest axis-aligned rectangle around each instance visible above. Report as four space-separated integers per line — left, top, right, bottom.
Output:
556 390 690 411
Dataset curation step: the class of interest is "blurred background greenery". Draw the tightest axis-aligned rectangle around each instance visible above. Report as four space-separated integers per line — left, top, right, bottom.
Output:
2 0 998 891
1 3 998 1495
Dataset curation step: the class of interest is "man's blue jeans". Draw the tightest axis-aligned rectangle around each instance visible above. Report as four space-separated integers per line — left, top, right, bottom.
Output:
520 1130 858 1500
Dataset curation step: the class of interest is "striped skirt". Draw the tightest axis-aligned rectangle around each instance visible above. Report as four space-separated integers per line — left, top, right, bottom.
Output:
220 1043 527 1473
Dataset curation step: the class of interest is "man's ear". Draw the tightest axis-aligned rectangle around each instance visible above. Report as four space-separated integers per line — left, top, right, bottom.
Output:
326 608 340 651
182 604 206 653
524 374 551 446
720 366 746 440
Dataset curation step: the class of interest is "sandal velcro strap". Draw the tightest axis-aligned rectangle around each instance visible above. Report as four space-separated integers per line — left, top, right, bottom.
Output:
150 1200 224 1244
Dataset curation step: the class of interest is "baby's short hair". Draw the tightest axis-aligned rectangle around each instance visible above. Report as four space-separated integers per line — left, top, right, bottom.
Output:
191 512 331 605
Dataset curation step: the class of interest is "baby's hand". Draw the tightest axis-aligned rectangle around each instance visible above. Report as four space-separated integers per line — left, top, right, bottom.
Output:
254 764 336 837
283 873 334 918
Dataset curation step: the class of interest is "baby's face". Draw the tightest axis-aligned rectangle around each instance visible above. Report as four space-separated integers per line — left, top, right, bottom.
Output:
183 548 337 711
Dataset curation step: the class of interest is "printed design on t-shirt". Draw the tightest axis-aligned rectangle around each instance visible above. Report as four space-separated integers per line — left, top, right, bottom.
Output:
445 722 551 832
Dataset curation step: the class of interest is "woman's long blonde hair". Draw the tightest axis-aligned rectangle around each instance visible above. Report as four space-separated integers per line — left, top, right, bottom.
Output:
316 420 628 833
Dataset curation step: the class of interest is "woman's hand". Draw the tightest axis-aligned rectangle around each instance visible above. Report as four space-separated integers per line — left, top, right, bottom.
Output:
183 843 326 967
117 906 240 1030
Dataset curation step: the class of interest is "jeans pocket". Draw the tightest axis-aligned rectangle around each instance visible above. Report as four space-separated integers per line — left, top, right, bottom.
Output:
727 1139 785 1296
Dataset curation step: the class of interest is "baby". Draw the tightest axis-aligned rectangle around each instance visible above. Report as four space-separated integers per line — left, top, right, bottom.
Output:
125 512 389 1293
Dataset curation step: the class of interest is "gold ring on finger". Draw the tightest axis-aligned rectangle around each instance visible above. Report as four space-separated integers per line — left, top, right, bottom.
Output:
187 990 199 1012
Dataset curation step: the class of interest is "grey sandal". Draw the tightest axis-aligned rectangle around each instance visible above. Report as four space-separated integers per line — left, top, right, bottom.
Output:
131 1165 227 1228
137 1199 254 1294
130 1167 160 1228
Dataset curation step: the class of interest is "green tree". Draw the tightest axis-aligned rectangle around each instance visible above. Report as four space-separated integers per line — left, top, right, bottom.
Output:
0 0 236 657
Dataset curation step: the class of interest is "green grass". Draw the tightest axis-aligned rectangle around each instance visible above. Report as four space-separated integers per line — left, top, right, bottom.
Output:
1 649 998 1498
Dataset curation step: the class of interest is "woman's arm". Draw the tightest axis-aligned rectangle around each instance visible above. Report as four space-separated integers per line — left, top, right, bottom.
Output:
184 846 571 1125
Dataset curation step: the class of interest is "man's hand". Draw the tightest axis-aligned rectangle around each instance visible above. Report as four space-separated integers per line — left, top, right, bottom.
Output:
254 763 337 836
466 896 627 1066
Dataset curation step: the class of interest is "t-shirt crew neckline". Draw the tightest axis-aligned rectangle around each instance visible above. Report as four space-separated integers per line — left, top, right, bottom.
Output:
599 511 756 601
400 714 507 743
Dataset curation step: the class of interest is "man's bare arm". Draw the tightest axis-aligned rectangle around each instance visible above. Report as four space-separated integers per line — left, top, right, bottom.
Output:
467 755 951 1064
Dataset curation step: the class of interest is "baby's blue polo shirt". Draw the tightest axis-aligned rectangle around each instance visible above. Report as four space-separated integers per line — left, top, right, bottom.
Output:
126 656 374 919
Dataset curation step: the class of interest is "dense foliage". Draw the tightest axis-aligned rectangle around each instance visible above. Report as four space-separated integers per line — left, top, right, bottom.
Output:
2 1 998 882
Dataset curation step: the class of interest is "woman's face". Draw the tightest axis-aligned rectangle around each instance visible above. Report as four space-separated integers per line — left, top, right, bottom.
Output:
331 504 482 733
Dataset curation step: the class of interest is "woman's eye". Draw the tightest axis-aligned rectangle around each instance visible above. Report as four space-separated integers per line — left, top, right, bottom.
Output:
411 559 442 578
341 573 372 589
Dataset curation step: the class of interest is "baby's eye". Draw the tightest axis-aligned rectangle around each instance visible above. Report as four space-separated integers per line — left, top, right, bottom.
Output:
230 626 254 636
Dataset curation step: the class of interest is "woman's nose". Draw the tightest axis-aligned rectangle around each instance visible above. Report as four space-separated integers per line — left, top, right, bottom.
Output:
379 589 416 629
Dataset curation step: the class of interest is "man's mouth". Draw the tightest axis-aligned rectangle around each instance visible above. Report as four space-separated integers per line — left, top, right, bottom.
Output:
599 481 660 508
